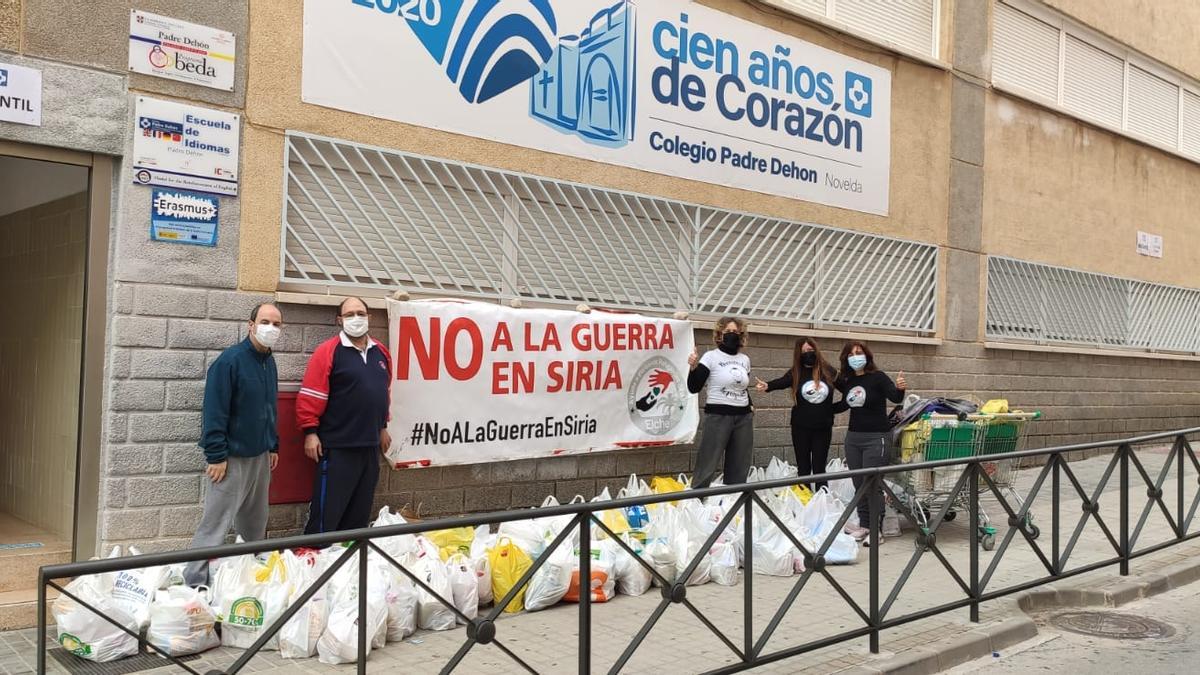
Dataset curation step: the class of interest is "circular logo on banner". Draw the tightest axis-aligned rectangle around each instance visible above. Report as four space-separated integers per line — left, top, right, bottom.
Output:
801 380 830 404
628 357 687 436
846 386 867 408
135 169 152 184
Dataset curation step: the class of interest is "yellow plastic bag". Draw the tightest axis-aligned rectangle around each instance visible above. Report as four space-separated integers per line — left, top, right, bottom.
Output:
427 527 475 561
981 399 1009 414
790 484 813 505
253 551 287 584
650 475 686 494
599 508 631 537
489 537 532 613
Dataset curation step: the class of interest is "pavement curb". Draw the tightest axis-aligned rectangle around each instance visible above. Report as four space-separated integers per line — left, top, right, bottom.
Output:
1015 557 1200 612
838 616 1037 675
841 557 1200 675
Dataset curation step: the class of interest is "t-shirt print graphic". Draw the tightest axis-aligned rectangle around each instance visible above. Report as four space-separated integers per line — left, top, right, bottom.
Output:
846 385 867 408
801 380 830 404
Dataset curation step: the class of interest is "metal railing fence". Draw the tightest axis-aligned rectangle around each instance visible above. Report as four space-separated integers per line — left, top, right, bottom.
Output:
38 427 1200 674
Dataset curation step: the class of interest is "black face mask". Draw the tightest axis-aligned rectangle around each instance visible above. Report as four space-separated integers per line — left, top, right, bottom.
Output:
801 352 817 368
720 331 741 354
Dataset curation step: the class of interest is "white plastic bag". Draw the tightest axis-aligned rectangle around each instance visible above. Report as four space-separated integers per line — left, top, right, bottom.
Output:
316 559 389 665
826 458 856 505
414 554 457 631
446 553 479 623
567 543 616 603
497 516 549 560
610 536 652 597
644 507 678 587
372 506 419 561
820 532 860 565
673 529 712 586
470 525 494 606
384 569 419 642
279 551 326 660
110 548 168 631
800 490 860 565
523 544 572 611
710 541 739 586
146 586 220 657
765 456 797 480
53 574 139 663
752 524 795 577
751 495 795 577
540 495 586 543
214 552 292 650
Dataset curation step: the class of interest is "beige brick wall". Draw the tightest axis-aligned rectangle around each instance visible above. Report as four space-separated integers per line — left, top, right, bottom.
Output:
0 191 87 539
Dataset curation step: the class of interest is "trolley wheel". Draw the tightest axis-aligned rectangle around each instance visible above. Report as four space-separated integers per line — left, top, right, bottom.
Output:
944 510 957 522
981 533 996 551
1028 524 1041 540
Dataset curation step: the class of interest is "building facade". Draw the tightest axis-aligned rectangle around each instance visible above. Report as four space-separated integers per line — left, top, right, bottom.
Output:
0 0 1198 573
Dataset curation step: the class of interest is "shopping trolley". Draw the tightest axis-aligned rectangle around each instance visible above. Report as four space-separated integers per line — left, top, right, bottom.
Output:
893 411 1041 550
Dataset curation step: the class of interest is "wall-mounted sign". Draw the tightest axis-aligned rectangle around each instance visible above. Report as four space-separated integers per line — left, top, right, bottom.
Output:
1136 231 1163 258
0 62 43 126
129 10 236 91
132 96 240 196
302 0 893 215
151 188 219 246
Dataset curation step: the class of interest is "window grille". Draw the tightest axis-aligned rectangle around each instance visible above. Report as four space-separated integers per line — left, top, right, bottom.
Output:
987 256 1200 353
282 133 939 334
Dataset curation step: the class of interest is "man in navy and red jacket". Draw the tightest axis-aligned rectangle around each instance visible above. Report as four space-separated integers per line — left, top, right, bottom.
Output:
297 297 393 534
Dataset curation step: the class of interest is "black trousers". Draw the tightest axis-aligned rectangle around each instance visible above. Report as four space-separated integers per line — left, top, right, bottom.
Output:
844 431 890 531
304 446 381 535
791 423 833 491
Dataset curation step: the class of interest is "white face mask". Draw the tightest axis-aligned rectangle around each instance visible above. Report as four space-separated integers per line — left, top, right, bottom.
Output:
254 324 281 349
342 315 369 338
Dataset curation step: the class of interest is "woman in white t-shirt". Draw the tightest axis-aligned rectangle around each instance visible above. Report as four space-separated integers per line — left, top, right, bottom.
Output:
686 317 754 488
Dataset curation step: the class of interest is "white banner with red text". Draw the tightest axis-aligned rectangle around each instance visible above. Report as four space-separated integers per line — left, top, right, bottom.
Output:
386 299 697 468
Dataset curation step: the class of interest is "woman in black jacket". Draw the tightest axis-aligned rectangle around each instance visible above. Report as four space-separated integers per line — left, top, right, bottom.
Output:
833 341 906 544
755 337 839 491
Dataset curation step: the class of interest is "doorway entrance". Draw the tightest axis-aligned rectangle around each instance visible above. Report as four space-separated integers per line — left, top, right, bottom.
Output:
0 154 88 558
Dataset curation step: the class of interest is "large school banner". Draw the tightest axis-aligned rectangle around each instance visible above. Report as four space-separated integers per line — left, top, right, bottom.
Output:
386 300 698 467
302 0 892 215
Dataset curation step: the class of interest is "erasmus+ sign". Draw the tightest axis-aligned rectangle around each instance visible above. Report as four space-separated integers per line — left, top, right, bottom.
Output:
301 0 892 215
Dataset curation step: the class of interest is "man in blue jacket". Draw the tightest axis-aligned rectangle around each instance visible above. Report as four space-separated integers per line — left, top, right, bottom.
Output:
184 303 283 586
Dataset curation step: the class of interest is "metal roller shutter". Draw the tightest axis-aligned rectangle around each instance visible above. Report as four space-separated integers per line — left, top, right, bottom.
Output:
992 1 1060 103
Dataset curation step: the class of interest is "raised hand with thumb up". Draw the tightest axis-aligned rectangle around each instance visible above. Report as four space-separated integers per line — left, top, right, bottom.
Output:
755 377 768 392
687 348 699 370
897 371 908 390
